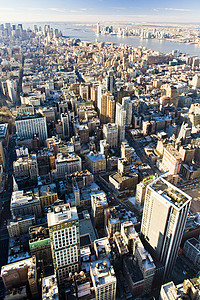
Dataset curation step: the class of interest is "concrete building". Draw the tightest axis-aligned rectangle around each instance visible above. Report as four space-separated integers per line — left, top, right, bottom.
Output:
121 140 132 164
47 204 80 284
160 278 200 300
55 153 82 178
162 144 182 175
121 221 156 295
11 190 41 218
34 184 58 210
103 123 118 148
115 102 126 143
1 256 37 293
61 113 70 138
15 113 48 142
90 259 116 300
122 96 132 125
7 215 35 238
94 237 111 259
6 79 18 102
141 177 191 279
86 152 106 174
91 191 108 227
29 225 53 267
183 238 200 269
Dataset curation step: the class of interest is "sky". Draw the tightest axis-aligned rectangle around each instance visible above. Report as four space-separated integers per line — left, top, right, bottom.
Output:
0 0 199 23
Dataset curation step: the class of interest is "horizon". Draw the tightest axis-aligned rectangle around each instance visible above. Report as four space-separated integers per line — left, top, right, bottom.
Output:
0 0 199 23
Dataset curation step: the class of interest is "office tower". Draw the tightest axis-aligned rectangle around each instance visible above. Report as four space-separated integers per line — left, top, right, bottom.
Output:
15 113 48 142
107 93 115 123
96 22 100 34
103 123 118 148
122 97 132 125
97 84 106 119
61 113 69 138
47 204 80 284
99 91 115 124
106 71 115 93
141 177 191 279
90 83 99 108
115 102 126 142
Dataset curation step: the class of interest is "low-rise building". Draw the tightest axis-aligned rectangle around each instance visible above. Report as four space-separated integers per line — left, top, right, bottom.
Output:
11 190 41 218
86 152 106 174
183 238 200 269
7 215 35 238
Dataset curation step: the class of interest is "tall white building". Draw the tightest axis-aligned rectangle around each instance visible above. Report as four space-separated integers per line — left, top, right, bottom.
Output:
103 123 118 148
122 97 132 125
47 204 80 284
115 103 126 142
15 113 48 142
96 22 100 34
141 177 191 279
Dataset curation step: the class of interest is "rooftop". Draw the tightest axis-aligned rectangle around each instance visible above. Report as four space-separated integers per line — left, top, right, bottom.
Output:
86 152 106 161
42 274 59 300
47 204 78 227
91 191 108 207
90 259 116 288
1 257 34 276
11 191 39 207
15 112 44 121
150 177 191 209
94 237 111 259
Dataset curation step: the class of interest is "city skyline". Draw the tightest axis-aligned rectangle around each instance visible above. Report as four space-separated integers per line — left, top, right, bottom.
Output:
0 0 199 23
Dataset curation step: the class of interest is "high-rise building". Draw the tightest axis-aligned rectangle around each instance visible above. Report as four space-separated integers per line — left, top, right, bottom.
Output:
103 123 118 148
61 113 70 138
121 140 132 163
161 144 182 175
141 177 191 279
115 102 126 142
106 71 115 93
96 22 100 34
15 113 48 142
122 97 132 125
47 204 80 284
91 191 108 228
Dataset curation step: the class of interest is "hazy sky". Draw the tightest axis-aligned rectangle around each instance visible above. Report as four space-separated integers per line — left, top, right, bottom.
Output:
0 0 199 23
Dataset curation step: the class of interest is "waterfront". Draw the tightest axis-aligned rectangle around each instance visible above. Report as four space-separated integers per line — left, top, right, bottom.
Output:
47 23 200 57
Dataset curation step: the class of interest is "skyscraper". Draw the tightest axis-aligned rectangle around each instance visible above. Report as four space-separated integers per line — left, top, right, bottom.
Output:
47 204 80 284
96 22 100 34
115 103 126 142
141 177 191 279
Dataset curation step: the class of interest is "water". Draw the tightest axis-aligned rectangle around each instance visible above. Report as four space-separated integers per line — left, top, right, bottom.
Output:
26 23 200 57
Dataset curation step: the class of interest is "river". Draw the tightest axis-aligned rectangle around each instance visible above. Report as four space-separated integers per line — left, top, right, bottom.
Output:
25 23 200 57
